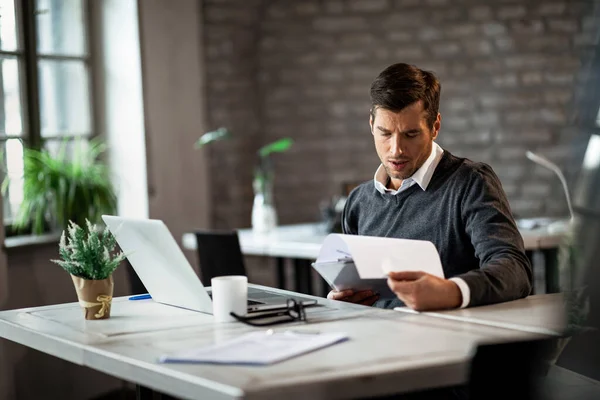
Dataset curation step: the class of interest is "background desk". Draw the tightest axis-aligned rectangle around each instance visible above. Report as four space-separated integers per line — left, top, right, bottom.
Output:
183 221 568 296
0 286 563 400
396 293 567 336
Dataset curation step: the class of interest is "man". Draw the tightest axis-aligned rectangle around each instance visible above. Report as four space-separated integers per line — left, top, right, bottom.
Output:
328 63 532 311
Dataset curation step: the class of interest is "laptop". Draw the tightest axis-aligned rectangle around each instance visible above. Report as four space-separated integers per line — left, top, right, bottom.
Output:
101 215 316 314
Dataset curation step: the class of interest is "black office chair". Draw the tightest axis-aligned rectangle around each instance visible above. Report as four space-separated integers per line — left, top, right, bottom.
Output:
194 230 247 284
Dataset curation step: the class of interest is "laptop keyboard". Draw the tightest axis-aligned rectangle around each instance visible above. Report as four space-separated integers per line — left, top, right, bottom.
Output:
206 288 315 306
207 293 263 306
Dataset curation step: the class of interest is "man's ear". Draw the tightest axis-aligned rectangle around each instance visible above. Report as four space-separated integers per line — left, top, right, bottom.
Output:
369 111 374 135
432 113 441 140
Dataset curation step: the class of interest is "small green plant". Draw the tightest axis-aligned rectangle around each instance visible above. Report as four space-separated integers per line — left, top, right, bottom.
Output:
1 137 117 235
253 138 293 195
194 127 293 162
194 127 230 149
257 137 293 158
557 230 590 335
51 219 126 280
194 128 294 194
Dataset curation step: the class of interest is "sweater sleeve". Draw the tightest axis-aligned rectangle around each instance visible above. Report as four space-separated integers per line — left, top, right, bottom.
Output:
455 164 533 307
341 187 359 235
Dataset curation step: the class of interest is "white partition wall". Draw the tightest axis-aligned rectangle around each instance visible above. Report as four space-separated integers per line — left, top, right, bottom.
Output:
94 0 149 219
136 0 211 267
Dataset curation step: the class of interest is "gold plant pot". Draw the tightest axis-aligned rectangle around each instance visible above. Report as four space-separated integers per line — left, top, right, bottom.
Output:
71 274 114 320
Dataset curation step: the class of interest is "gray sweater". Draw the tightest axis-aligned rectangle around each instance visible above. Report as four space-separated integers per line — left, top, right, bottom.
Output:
342 150 532 309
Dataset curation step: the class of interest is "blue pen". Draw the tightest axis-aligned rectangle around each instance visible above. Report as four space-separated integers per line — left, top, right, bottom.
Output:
129 294 152 300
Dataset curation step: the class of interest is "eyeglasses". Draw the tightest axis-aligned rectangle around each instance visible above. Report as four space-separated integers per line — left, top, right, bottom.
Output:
230 298 307 327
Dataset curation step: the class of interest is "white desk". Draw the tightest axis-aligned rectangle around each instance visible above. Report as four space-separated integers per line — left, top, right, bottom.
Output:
183 222 567 260
183 221 568 295
183 223 328 260
0 286 563 400
396 293 567 337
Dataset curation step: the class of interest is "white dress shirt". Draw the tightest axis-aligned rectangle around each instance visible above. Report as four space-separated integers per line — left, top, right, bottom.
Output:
373 141 471 308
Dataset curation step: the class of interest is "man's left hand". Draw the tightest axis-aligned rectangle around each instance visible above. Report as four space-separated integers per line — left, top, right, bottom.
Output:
387 271 462 311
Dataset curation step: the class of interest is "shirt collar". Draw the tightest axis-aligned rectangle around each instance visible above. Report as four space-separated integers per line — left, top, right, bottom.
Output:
373 142 444 194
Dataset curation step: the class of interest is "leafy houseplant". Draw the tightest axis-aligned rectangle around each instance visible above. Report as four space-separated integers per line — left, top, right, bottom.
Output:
194 127 230 149
2 138 117 235
52 220 126 320
253 138 294 199
542 225 590 368
195 128 294 233
252 138 293 233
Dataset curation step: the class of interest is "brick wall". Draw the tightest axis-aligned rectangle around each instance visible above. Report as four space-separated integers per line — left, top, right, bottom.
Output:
203 0 264 228
204 0 600 228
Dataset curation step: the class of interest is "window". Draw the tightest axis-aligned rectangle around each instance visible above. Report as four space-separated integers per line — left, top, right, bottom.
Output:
0 0 93 232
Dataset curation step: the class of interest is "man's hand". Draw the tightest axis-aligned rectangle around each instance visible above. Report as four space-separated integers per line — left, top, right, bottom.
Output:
387 271 462 311
327 289 379 306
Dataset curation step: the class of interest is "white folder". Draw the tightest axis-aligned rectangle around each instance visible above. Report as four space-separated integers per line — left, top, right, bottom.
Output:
312 234 444 296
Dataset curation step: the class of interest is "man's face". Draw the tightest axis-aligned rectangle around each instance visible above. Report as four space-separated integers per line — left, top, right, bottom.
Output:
370 101 441 190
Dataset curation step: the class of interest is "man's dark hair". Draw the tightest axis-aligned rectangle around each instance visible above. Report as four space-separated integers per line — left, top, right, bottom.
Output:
370 63 441 129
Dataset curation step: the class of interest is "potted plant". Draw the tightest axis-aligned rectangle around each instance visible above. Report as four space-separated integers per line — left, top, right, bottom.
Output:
194 127 230 149
540 227 590 368
2 138 117 235
51 219 126 320
195 128 294 233
251 138 293 234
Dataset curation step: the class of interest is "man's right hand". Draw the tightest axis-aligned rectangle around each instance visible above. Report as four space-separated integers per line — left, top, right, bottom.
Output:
327 289 379 306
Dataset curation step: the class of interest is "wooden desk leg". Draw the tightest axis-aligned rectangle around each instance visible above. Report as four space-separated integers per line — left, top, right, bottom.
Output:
276 257 286 290
544 248 560 293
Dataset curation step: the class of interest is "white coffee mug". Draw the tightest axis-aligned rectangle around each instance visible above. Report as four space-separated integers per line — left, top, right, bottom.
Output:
211 275 248 323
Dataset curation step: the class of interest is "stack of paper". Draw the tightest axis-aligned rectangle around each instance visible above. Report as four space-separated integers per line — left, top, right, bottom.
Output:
159 331 349 365
311 234 444 296
311 259 394 297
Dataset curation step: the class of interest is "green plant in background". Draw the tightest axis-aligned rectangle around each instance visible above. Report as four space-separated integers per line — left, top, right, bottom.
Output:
254 137 294 196
557 228 590 335
257 137 294 158
51 219 126 280
538 228 590 368
194 127 230 149
1 138 117 235
194 127 294 191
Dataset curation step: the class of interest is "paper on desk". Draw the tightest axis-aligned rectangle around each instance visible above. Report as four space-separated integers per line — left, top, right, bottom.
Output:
316 234 444 279
159 331 349 365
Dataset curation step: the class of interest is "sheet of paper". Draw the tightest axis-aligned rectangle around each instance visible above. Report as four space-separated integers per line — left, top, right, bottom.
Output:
315 234 444 279
311 260 395 298
159 331 349 365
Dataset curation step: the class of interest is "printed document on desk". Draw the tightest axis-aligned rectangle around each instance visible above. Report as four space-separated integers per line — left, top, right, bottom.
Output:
313 234 444 281
159 331 349 365
312 259 394 297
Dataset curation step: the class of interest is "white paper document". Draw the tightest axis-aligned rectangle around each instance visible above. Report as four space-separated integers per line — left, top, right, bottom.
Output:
159 331 349 365
312 234 444 294
312 260 394 297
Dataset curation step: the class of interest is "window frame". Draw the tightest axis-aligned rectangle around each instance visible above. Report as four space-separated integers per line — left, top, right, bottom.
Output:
0 0 97 233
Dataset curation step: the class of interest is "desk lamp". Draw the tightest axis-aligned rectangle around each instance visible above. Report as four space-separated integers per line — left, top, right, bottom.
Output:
525 150 574 233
